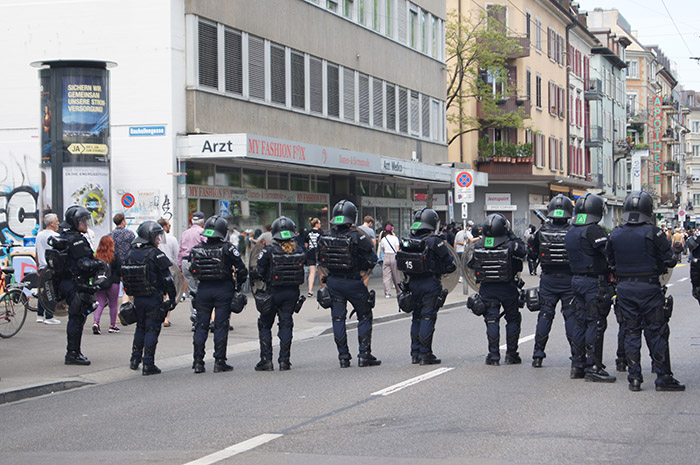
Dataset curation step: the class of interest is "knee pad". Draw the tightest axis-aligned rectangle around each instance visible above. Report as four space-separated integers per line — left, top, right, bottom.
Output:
195 322 210 331
332 315 346 323
421 314 437 322
539 311 555 321
357 311 373 322
212 321 229 330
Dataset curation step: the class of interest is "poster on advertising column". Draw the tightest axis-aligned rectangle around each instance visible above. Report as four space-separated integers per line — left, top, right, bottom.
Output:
62 75 109 158
63 166 110 238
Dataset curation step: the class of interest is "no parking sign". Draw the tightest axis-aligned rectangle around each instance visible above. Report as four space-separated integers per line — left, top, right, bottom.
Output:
121 193 135 209
454 170 474 203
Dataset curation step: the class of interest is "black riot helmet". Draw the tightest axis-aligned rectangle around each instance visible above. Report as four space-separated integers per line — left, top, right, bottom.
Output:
481 213 510 247
331 200 357 227
271 216 297 241
65 205 91 231
547 194 574 221
134 220 165 246
410 208 440 234
201 215 228 240
622 191 654 225
573 193 606 226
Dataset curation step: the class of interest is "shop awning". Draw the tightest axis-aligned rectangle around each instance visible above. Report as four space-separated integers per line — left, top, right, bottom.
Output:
550 184 569 193
571 189 587 198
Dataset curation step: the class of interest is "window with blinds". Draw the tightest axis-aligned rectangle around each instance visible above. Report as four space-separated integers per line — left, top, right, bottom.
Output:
198 20 218 89
398 87 408 134
224 29 242 95
310 57 323 114
421 94 430 138
249 35 265 100
291 51 305 109
358 73 370 124
410 90 419 135
372 78 383 128
398 0 407 44
270 43 286 105
327 63 340 118
431 99 439 141
344 68 355 122
386 83 396 130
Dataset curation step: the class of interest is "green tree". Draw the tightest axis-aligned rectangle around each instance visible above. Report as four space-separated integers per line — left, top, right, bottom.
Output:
445 6 530 146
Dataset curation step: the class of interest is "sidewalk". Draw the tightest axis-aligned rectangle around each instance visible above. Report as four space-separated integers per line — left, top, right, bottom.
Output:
0 271 484 404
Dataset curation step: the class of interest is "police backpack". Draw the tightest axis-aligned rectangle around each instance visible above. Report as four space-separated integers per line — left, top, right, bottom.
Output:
270 251 305 286
397 238 429 274
189 244 231 281
318 234 354 271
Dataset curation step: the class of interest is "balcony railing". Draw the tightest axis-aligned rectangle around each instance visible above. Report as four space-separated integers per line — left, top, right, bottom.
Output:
496 97 531 115
585 126 603 147
584 79 603 100
476 35 530 60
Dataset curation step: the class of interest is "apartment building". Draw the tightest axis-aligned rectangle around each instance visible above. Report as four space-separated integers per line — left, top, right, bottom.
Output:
681 89 700 225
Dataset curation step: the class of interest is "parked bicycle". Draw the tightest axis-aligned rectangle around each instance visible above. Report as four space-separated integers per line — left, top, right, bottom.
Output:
0 243 31 338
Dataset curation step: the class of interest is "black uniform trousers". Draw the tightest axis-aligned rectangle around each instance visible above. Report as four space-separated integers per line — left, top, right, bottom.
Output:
258 285 298 362
193 281 234 362
131 294 164 366
533 272 576 360
570 275 610 369
616 280 672 384
480 281 521 360
327 276 372 360
407 276 442 359
60 279 88 355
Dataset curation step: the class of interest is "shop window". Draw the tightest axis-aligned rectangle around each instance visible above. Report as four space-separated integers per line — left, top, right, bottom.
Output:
370 181 381 197
310 175 329 193
224 29 242 95
395 185 407 199
186 162 214 186
356 179 370 196
383 183 394 198
215 165 241 187
245 201 278 233
290 173 309 191
268 172 289 190
243 169 266 188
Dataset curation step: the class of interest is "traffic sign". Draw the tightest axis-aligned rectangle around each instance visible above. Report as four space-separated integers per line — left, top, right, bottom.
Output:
121 193 135 209
679 209 686 220
454 169 475 203
461 202 469 219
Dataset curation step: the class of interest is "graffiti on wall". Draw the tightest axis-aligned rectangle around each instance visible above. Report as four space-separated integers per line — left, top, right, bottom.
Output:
114 189 171 228
0 151 40 255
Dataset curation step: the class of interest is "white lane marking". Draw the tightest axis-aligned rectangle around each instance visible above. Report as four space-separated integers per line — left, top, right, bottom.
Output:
677 277 689 282
667 283 675 287
371 367 454 396
183 433 283 465
500 333 535 350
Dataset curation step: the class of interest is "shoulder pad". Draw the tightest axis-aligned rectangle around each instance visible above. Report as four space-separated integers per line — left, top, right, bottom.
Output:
153 250 172 269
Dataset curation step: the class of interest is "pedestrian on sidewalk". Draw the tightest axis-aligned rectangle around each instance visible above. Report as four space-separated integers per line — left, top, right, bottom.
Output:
35 213 61 325
110 213 135 305
305 217 324 297
92 235 122 335
358 215 376 288
251 216 305 371
178 211 206 329
379 224 400 298
157 218 179 327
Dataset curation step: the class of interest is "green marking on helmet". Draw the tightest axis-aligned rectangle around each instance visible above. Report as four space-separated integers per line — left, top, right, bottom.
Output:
484 237 495 247
553 209 565 218
410 221 422 230
280 230 292 239
332 216 345 224
575 213 587 224
203 229 215 237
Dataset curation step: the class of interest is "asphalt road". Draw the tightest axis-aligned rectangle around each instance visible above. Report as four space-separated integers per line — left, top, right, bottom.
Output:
3 267 699 465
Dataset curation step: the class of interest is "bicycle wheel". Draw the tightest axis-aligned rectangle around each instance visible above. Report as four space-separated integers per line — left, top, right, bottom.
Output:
0 289 28 338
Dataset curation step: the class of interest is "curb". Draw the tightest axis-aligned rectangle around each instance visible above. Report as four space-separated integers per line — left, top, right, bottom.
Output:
0 379 92 405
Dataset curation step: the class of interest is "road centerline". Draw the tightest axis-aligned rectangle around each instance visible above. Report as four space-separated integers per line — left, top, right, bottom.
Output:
371 367 454 396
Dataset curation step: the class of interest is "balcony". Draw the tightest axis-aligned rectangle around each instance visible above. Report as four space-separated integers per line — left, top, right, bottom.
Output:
477 35 530 60
662 96 680 114
663 161 680 174
614 139 632 158
584 79 603 100
661 129 680 145
496 97 531 115
476 138 534 175
585 126 603 147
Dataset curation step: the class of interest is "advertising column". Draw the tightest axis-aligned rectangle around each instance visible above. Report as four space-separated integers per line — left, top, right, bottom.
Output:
36 60 114 237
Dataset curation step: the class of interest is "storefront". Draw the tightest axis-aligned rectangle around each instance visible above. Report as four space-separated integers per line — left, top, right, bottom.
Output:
177 133 452 239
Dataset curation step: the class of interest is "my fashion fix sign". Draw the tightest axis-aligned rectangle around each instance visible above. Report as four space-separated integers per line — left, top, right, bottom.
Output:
650 96 663 184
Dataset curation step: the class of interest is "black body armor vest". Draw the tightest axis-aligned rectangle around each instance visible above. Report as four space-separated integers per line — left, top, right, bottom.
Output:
318 235 353 271
472 246 513 283
190 243 230 281
397 238 429 274
539 226 570 267
270 251 306 286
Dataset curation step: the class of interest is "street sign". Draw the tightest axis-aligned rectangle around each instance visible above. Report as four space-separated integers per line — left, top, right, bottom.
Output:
67 143 109 155
679 209 686 221
454 169 474 203
461 202 468 219
220 200 230 217
447 191 454 223
120 193 135 209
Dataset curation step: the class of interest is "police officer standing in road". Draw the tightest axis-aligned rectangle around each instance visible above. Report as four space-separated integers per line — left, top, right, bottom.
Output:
58 205 105 365
121 221 177 375
396 208 456 365
467 213 527 365
318 200 380 368
564 193 615 382
530 195 576 368
251 216 306 371
188 216 248 374
690 235 700 304
607 191 684 391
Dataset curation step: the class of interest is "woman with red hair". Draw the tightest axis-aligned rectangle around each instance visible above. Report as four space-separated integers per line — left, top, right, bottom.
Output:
93 235 123 334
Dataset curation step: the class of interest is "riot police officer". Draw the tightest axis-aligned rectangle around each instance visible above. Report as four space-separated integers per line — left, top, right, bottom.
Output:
396 208 456 365
607 191 684 391
59 205 105 365
564 193 615 382
530 194 576 368
122 221 177 375
251 216 306 371
690 235 700 304
318 200 379 368
188 215 248 374
467 213 527 365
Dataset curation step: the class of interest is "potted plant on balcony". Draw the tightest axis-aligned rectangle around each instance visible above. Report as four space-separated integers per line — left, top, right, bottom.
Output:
517 142 533 162
503 142 518 163
477 137 494 163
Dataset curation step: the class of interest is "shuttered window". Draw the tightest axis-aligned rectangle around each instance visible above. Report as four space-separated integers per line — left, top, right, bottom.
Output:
397 0 407 44
398 87 408 134
248 35 265 100
198 20 218 89
421 94 430 138
386 83 396 130
372 77 383 128
224 29 242 95
291 51 305 109
270 43 286 105
410 90 419 135
327 63 340 118
358 73 370 124
310 56 323 114
343 68 355 122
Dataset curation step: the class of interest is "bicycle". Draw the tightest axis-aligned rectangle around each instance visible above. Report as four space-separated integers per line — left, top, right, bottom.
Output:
0 262 29 338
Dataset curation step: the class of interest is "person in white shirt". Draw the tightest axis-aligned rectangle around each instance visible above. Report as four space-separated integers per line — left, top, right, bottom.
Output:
380 224 401 298
454 227 467 283
157 218 179 327
35 213 61 324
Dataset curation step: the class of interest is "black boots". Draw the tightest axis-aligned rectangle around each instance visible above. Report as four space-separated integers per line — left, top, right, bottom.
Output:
339 359 351 368
532 357 543 368
255 359 274 371
358 353 381 367
419 354 441 365
656 375 685 392
504 352 522 365
584 365 616 383
278 360 291 371
629 379 642 392
65 352 91 366
213 359 233 373
615 358 628 372
570 366 585 379
142 364 161 376
485 356 500 366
